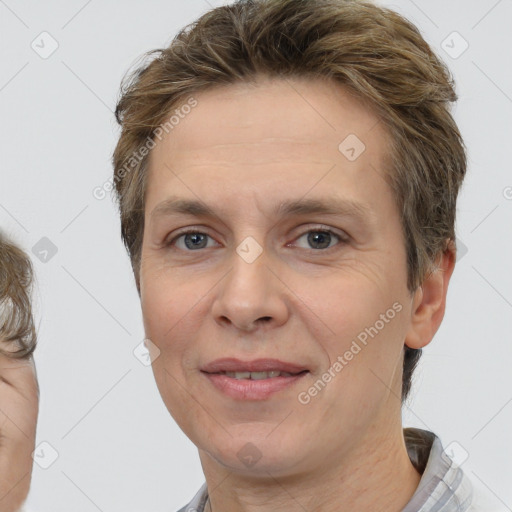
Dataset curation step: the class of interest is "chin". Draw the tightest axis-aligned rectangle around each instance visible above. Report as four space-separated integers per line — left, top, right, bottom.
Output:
210 450 304 477
200 431 309 474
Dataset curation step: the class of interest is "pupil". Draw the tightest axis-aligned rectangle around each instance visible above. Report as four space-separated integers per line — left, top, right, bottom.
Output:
185 233 207 249
308 231 330 249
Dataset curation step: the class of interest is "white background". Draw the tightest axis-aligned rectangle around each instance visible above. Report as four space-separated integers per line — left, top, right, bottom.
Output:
1 0 511 510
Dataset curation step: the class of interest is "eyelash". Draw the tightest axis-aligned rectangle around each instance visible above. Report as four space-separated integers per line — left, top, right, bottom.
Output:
165 226 348 252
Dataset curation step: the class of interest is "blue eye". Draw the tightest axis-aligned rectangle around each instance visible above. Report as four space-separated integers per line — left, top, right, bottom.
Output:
295 230 342 250
171 231 215 250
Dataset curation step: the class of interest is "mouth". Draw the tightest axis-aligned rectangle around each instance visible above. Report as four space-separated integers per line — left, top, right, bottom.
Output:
210 370 309 380
200 358 310 400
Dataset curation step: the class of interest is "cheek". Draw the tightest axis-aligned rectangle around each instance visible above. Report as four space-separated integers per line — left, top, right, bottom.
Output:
141 267 196 340
307 271 394 336
141 280 200 414
311 275 408 391
140 271 211 380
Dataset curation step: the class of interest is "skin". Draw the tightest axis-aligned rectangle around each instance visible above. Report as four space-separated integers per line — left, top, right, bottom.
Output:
140 76 456 512
0 352 39 511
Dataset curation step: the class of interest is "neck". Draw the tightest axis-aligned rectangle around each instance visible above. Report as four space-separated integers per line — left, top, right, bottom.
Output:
200 423 422 512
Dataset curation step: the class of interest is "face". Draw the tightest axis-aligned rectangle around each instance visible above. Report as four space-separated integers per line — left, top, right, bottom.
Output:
140 77 420 477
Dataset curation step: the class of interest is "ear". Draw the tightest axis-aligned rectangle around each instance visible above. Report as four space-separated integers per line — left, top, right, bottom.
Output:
405 239 457 349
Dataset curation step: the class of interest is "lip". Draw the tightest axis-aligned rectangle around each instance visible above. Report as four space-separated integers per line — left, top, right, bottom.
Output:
203 372 308 400
200 358 309 401
200 358 309 374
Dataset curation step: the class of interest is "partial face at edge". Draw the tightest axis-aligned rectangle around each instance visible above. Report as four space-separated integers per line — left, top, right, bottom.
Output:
139 77 418 476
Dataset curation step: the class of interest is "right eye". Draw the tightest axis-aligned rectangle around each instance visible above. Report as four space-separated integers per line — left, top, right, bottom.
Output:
166 230 218 251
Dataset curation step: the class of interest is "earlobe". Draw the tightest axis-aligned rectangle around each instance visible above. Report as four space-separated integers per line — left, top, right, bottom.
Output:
404 239 456 349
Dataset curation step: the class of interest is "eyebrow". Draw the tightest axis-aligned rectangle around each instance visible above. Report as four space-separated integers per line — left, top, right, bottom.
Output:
150 196 373 225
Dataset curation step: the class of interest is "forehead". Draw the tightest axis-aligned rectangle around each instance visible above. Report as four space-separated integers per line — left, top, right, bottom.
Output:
148 76 388 173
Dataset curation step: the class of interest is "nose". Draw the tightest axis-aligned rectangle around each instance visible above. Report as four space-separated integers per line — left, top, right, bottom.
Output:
211 245 289 333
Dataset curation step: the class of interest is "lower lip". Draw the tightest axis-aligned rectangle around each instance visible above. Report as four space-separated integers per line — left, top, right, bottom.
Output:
202 372 308 400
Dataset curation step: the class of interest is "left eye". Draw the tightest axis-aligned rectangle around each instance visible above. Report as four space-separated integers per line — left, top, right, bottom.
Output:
294 230 343 250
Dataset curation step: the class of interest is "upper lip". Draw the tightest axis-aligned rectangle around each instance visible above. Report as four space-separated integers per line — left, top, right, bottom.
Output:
201 358 309 374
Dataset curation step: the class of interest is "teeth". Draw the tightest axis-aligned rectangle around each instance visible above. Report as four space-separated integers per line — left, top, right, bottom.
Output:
226 371 251 379
224 370 294 380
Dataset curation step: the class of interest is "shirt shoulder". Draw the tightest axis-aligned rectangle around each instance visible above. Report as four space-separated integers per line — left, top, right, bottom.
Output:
402 428 507 512
402 428 472 512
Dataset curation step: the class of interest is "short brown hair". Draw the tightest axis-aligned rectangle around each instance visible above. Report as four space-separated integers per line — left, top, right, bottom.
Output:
112 0 466 403
0 234 37 359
